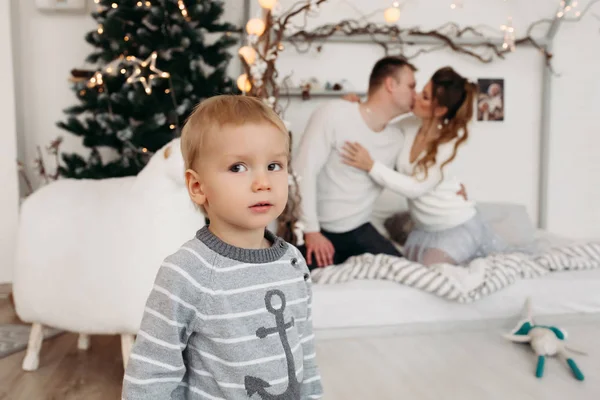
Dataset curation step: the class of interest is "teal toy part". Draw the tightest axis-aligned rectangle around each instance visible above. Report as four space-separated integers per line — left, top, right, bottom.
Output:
504 297 584 382
567 358 585 381
536 356 545 378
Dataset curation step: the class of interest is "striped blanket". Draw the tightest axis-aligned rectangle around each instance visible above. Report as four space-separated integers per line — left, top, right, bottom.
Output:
310 241 600 303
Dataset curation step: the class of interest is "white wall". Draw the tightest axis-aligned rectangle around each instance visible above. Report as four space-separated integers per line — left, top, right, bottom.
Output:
0 0 19 283
547 8 600 240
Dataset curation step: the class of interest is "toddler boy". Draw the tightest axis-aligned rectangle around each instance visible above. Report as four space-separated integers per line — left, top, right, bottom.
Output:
122 95 323 400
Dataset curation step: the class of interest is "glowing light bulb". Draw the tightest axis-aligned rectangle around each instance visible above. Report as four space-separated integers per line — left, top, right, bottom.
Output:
237 74 252 92
384 7 401 23
246 18 266 36
258 0 277 9
238 46 257 64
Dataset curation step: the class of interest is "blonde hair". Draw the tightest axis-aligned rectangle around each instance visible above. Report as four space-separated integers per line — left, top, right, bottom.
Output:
181 95 289 172
181 95 289 215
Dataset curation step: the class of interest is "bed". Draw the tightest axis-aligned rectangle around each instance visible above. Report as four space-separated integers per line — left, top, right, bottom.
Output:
309 199 600 333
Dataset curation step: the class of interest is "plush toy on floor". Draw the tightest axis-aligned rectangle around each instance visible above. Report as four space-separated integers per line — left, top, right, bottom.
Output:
504 297 585 381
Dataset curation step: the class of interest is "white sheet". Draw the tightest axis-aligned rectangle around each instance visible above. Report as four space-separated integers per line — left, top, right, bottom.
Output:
311 230 600 330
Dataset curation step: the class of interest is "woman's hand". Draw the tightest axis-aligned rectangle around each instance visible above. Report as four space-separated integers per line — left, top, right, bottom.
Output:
341 141 374 172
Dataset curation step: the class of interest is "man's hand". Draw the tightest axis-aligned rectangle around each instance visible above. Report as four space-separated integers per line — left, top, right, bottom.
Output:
457 183 468 201
304 232 335 268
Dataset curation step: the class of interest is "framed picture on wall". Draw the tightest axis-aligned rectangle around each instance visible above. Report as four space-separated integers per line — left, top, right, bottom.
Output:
477 78 504 121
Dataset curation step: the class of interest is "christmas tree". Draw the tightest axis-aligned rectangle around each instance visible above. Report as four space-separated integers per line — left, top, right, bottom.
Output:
58 0 239 179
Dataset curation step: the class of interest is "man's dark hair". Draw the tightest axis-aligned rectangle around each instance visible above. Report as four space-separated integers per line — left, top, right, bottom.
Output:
368 56 417 94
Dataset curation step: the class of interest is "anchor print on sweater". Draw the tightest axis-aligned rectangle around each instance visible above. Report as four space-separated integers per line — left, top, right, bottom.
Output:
245 289 301 399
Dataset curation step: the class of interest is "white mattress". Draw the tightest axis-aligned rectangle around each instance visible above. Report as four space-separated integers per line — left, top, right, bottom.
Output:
311 230 600 331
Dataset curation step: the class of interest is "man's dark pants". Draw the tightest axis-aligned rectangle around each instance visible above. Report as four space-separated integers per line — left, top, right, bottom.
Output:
297 222 402 271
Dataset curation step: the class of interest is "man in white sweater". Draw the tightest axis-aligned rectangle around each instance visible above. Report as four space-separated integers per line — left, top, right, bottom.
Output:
293 56 417 268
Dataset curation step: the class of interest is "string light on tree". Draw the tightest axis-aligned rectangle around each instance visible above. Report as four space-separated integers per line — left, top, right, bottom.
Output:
93 0 104 11
178 0 190 21
126 52 171 95
384 2 401 24
87 71 104 89
102 55 125 76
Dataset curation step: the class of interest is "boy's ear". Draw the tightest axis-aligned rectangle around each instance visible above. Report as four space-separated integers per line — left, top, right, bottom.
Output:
185 169 207 207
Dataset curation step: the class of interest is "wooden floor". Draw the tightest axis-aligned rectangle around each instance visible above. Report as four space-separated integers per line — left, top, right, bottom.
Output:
1 290 599 399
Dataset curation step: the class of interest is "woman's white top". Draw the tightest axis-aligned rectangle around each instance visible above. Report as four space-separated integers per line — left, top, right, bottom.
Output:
369 126 476 232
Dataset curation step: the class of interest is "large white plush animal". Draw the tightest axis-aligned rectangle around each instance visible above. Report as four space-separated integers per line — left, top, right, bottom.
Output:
12 138 205 370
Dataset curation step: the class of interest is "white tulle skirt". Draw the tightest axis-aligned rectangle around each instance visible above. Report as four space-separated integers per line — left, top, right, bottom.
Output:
404 211 506 266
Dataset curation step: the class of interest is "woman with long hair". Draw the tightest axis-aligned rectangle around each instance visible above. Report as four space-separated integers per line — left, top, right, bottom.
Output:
341 66 504 266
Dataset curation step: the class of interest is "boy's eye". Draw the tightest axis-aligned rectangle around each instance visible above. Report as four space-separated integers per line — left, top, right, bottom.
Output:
229 163 247 173
268 163 283 172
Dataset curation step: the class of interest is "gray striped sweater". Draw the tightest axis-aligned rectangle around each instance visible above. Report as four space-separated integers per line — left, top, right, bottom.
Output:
122 226 323 400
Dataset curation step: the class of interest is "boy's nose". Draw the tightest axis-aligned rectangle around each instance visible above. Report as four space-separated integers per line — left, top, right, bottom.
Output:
251 173 271 192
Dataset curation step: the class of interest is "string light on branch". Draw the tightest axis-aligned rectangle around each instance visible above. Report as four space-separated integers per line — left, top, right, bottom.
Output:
111 3 118 9
97 24 104 34
501 16 516 52
450 0 464 9
237 74 252 93
126 52 171 95
384 2 401 24
557 0 579 18
246 18 266 36
238 45 257 64
258 0 278 9
178 0 190 21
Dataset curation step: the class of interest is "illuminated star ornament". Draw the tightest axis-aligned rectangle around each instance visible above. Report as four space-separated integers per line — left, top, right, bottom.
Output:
126 52 171 94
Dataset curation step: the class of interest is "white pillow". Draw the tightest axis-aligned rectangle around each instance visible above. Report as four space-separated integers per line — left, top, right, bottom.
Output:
476 202 536 247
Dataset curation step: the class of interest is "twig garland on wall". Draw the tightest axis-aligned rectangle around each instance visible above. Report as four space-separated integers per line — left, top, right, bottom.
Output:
237 0 599 243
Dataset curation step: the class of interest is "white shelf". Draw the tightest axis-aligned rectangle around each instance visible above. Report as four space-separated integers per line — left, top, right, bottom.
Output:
281 88 366 98
283 32 548 47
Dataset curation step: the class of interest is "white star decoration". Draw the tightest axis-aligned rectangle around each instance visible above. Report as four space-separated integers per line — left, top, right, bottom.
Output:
126 52 170 94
